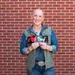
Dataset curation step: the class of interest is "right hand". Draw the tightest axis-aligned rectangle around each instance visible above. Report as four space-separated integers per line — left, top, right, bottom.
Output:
26 42 39 54
31 42 39 50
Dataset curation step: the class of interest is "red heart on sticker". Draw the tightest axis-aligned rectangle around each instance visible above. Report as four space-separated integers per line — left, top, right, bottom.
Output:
30 36 36 42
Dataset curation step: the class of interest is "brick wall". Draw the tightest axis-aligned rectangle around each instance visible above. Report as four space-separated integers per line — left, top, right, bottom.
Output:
0 0 75 75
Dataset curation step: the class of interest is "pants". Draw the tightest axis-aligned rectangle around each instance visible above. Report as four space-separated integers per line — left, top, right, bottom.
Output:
27 64 55 75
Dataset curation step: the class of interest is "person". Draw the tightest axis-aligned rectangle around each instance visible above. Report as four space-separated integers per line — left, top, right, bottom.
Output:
20 8 58 75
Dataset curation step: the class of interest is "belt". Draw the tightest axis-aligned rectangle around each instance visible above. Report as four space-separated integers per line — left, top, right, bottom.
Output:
35 61 45 67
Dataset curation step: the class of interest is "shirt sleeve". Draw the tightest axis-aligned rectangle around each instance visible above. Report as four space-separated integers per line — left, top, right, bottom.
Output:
51 29 58 52
20 32 27 55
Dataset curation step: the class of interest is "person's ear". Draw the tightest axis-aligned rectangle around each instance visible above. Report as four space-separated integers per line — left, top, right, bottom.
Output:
42 17 44 22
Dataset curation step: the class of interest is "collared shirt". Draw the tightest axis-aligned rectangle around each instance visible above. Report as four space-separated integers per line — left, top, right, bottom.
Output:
20 25 58 61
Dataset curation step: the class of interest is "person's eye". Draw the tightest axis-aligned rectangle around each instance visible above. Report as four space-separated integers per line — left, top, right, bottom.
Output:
34 15 37 17
39 16 42 17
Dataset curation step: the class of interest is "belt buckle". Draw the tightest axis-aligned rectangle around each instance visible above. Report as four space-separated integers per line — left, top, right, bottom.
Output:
38 61 45 66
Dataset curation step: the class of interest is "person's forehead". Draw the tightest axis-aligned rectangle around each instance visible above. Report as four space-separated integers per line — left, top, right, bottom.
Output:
33 9 44 15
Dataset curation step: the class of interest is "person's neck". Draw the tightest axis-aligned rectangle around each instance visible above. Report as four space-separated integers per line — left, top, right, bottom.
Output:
33 24 42 31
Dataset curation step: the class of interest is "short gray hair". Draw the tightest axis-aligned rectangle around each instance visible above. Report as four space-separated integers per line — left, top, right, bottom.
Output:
33 8 44 16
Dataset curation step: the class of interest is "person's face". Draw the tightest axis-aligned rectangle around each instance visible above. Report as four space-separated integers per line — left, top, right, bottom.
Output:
32 10 44 26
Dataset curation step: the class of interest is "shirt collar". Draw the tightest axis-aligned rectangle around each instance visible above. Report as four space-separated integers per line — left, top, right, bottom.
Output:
27 24 48 33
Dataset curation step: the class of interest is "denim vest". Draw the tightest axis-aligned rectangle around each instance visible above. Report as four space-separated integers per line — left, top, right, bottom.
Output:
24 26 54 71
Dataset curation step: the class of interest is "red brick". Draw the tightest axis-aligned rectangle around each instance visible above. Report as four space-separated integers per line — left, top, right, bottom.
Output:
0 0 75 75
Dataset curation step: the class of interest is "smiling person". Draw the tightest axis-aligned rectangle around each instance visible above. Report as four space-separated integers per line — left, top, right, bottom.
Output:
20 9 58 75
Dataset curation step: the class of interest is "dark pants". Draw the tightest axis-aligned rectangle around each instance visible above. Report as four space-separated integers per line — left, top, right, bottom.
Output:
27 64 55 75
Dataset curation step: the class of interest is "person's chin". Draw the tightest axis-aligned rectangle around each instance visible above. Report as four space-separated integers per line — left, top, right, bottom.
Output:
34 22 41 26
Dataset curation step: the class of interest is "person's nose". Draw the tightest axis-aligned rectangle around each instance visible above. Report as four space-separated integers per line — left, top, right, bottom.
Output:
36 16 40 20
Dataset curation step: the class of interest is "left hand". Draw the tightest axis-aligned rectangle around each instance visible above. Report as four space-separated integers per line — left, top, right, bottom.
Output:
39 42 52 51
39 42 48 50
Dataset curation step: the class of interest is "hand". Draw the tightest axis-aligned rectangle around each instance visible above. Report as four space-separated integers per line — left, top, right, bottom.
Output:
31 42 39 50
39 42 52 51
39 42 48 50
27 42 39 53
